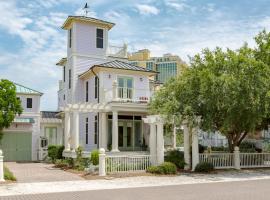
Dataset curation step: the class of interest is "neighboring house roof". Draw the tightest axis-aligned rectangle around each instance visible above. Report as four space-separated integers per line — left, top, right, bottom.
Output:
79 60 157 78
41 111 62 124
56 57 67 66
14 83 43 95
14 118 35 123
62 16 115 30
41 111 61 119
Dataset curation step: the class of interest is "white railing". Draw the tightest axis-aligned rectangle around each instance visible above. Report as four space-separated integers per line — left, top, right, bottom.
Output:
199 153 234 169
105 155 151 173
101 87 150 103
240 153 270 168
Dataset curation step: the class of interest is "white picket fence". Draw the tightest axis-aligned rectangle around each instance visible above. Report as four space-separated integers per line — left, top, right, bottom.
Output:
199 153 234 169
199 152 270 169
105 155 151 173
240 153 270 168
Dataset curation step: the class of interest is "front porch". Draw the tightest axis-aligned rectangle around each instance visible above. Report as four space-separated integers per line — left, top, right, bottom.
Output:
62 102 151 156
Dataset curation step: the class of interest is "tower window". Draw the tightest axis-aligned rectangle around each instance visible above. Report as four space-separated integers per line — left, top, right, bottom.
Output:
96 28 104 49
69 29 72 48
86 117 89 145
86 81 89 102
69 69 71 89
95 76 99 99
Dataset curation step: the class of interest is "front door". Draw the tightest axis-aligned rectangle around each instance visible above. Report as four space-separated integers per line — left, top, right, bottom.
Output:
118 121 133 150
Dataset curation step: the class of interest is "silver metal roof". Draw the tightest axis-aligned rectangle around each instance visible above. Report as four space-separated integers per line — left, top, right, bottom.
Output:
14 83 43 95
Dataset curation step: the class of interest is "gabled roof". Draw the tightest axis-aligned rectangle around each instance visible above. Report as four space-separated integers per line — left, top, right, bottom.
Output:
62 16 115 30
79 60 157 78
14 83 43 95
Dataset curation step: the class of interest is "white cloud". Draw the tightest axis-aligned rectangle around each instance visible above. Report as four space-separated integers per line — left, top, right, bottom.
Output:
165 0 187 12
136 4 160 15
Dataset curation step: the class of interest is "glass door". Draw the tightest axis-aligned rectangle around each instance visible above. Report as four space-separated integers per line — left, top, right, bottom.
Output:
118 77 133 99
118 121 133 150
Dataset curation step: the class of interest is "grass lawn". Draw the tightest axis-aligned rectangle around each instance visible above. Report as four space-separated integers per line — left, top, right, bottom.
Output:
4 166 16 181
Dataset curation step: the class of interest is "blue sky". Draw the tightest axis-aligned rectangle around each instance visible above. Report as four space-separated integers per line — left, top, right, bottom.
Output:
0 0 269 111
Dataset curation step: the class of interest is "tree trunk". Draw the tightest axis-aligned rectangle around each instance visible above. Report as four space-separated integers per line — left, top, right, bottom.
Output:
226 131 248 153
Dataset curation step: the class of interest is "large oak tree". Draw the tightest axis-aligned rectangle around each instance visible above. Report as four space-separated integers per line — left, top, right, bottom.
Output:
150 31 270 152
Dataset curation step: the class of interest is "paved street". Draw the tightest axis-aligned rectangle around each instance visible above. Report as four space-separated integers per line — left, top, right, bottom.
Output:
1 178 269 200
4 162 83 183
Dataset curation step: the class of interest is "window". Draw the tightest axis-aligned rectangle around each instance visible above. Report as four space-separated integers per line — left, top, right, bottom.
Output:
86 81 89 102
69 69 71 89
63 66 66 82
94 115 98 144
27 98 32 108
96 28 104 48
63 95 65 100
95 76 99 99
86 118 89 145
117 77 133 99
45 127 57 145
69 29 72 48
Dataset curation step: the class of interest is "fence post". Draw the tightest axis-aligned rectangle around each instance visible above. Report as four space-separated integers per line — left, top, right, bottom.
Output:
99 148 106 176
234 146 241 170
0 150 4 182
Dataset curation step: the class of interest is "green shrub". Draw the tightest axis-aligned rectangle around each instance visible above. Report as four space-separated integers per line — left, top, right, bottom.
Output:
146 166 161 174
165 150 185 169
90 150 99 166
195 162 214 173
4 166 16 181
48 145 65 162
147 162 177 175
158 162 177 174
54 159 69 169
211 146 229 152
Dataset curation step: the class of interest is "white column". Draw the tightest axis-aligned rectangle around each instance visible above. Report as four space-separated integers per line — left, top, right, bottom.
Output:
99 112 107 150
183 122 191 170
0 150 4 182
172 125 177 149
149 123 157 165
64 112 71 151
112 81 117 101
72 111 80 151
99 148 106 176
192 127 199 171
111 111 119 152
234 146 241 170
156 122 164 165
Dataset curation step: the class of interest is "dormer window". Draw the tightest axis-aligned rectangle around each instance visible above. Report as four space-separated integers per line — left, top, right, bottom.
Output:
96 28 103 49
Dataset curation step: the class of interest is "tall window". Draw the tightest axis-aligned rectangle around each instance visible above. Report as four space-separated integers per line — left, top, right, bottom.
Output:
85 118 89 145
69 29 72 48
94 115 98 144
86 81 89 102
117 77 133 99
63 66 66 82
27 98 32 108
69 69 71 89
95 76 99 99
96 28 103 49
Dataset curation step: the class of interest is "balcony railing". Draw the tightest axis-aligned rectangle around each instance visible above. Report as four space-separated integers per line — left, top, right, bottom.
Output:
100 86 151 103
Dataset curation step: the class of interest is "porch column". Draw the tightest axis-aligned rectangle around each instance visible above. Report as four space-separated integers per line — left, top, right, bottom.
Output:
99 112 107 150
183 121 191 170
172 125 177 149
192 127 199 171
72 111 80 151
149 123 157 165
156 122 164 165
64 112 71 151
111 111 119 152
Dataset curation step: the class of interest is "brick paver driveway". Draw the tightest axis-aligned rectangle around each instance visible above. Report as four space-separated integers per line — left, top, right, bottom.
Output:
4 162 84 183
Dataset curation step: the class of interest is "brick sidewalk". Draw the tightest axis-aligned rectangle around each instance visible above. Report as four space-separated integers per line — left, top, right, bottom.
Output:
4 162 83 183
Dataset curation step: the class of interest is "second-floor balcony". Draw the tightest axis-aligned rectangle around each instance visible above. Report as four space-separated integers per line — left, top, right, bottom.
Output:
100 85 151 103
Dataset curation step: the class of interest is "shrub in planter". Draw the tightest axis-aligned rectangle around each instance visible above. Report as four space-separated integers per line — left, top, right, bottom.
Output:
55 159 69 169
195 162 214 173
90 150 99 166
240 141 257 153
48 145 65 162
165 150 185 169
